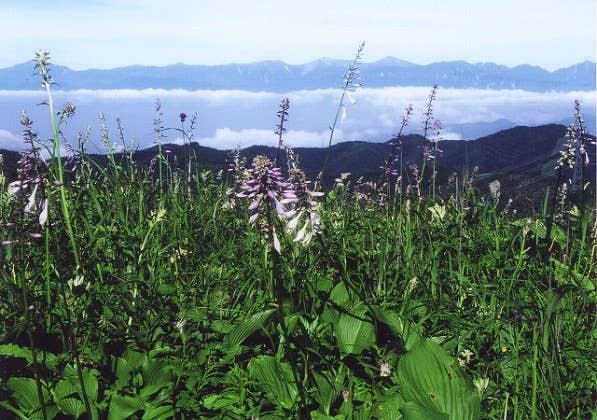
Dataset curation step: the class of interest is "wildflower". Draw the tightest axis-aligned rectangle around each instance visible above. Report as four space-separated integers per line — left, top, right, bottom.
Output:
275 98 289 149
407 164 422 198
407 277 419 293
285 147 324 246
500 345 508 353
58 103 76 120
488 180 501 199
473 377 490 396
223 146 247 209
169 247 190 264
379 360 392 377
319 41 365 183
174 318 187 333
458 349 474 366
344 41 365 93
237 155 293 253
341 389 351 402
380 104 414 185
33 49 54 88
422 84 439 142
179 112 187 123
409 164 419 178
334 172 351 188
3 112 49 246
556 125 577 169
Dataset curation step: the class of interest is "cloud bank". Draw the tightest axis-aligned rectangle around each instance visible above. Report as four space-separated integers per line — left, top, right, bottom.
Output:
0 87 594 152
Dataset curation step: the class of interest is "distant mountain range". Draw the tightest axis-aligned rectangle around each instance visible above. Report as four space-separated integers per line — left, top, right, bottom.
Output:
0 58 595 92
1 124 594 211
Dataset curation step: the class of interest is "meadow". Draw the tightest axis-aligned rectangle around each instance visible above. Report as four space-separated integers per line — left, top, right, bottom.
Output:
0 50 595 419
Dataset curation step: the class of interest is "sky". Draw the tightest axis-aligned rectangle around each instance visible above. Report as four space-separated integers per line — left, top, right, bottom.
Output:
2 0 596 70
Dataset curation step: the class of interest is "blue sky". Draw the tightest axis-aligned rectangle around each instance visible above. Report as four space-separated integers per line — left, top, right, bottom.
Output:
2 0 595 70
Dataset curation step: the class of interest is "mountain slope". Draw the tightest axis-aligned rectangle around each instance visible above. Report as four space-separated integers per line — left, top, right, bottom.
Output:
1 124 594 211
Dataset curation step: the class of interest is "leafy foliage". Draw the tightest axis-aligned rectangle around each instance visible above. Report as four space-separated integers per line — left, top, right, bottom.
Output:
0 55 595 419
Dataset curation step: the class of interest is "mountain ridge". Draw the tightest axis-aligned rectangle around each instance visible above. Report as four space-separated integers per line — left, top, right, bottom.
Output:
1 58 594 92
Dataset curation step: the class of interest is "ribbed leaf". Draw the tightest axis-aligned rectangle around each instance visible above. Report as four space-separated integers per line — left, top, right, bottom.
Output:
372 307 422 350
56 397 85 418
329 283 350 307
372 392 404 420
0 344 58 370
142 359 173 389
54 379 79 401
108 394 145 420
334 304 375 355
225 309 276 347
397 339 480 420
401 401 447 420
248 355 298 410
80 369 99 402
312 370 345 414
7 377 42 411
114 357 133 390
61 366 99 403
202 393 240 410
141 404 174 419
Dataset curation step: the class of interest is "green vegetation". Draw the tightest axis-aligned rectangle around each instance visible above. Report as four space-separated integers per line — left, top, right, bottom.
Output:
0 51 595 419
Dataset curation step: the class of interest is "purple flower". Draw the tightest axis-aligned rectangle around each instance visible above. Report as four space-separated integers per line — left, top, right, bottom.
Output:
237 155 293 253
284 147 324 245
179 112 187 123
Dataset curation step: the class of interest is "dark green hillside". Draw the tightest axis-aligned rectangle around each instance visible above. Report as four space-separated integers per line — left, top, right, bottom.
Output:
2 124 594 211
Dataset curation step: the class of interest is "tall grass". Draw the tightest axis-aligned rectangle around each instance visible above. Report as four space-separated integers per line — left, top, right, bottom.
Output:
0 51 595 419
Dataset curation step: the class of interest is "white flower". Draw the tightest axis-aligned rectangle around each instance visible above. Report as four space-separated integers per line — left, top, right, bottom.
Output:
379 360 391 377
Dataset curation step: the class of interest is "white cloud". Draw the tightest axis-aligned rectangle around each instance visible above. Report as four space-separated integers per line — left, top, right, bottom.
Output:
0 129 22 150
0 87 594 151
440 132 463 141
199 128 338 149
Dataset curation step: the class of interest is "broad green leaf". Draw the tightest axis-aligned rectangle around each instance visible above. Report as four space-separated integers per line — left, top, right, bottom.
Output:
401 401 448 420
211 319 233 334
396 339 480 420
7 377 43 412
330 283 350 307
334 304 375 355
313 370 345 414
372 392 404 420
225 309 276 347
142 404 174 419
202 393 240 410
54 379 79 401
310 411 347 420
372 307 422 350
108 394 145 420
0 344 58 370
142 359 174 389
184 307 207 321
315 277 333 292
114 357 133 390
124 350 147 369
80 368 99 402
248 355 298 410
56 397 85 418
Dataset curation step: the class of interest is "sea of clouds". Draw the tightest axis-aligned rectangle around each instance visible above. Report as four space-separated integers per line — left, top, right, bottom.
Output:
0 87 594 152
